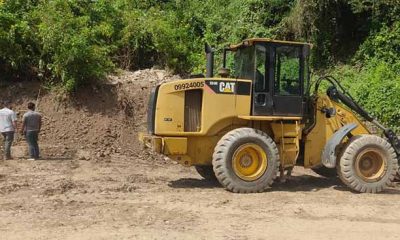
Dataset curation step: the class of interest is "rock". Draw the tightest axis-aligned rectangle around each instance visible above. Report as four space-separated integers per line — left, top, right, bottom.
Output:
76 149 91 161
155 71 166 80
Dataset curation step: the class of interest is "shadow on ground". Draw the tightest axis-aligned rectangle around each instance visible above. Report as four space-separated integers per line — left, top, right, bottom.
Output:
169 175 400 194
272 175 343 192
168 178 221 189
168 174 340 191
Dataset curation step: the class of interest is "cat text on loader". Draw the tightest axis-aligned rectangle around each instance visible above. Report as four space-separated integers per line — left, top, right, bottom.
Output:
140 38 400 193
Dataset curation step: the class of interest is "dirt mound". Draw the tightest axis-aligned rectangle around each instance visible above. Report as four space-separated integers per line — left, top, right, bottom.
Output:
0 68 180 160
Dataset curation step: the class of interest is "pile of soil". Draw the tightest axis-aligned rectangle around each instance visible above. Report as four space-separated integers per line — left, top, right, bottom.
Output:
0 69 180 160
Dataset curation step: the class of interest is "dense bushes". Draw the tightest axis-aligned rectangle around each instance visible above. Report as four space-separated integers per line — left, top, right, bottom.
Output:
0 0 39 81
37 0 116 91
355 62 400 131
331 60 400 131
332 20 400 131
0 0 398 80
0 0 399 128
0 0 295 87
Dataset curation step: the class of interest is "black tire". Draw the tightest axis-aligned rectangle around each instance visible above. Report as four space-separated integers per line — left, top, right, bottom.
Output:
312 166 337 178
337 135 398 193
212 128 279 193
194 165 217 181
395 168 400 182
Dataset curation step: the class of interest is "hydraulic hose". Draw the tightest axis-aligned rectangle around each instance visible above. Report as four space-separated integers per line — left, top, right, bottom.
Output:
326 86 373 122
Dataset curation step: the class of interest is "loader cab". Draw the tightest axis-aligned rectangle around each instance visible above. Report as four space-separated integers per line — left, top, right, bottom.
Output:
227 39 311 116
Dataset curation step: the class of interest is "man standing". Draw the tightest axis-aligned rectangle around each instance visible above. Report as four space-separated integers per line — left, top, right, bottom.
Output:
22 102 42 160
0 100 17 160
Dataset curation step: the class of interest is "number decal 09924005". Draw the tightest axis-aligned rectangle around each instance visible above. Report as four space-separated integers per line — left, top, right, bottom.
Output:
174 82 204 91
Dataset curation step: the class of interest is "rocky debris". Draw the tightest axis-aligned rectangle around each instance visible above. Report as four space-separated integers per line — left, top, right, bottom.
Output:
108 69 180 85
115 183 138 193
41 178 77 196
0 182 30 195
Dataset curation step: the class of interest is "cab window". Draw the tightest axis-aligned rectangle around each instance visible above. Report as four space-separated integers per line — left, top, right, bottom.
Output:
234 46 255 80
274 46 301 96
254 45 268 92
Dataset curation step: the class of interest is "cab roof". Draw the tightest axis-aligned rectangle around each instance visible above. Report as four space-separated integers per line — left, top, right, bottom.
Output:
229 38 312 50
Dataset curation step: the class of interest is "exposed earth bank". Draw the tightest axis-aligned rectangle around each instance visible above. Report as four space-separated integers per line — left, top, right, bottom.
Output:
1 69 400 240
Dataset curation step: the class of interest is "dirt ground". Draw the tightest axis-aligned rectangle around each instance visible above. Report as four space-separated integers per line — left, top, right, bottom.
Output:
1 70 400 240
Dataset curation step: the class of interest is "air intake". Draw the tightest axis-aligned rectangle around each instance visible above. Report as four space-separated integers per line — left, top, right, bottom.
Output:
184 90 202 132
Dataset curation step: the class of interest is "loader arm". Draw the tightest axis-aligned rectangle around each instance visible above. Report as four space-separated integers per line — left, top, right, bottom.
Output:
325 81 400 155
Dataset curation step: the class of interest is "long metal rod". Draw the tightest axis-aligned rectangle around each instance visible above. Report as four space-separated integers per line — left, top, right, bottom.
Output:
205 44 214 78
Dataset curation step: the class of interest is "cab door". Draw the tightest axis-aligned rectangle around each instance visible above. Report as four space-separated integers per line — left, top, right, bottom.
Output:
252 44 273 115
272 45 304 116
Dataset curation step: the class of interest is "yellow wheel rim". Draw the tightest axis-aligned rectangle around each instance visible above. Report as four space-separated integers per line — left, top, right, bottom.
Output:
232 143 267 181
354 148 387 182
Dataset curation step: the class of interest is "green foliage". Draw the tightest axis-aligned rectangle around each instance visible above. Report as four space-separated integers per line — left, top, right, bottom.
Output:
328 11 400 130
330 60 400 131
0 0 39 81
37 0 115 91
355 62 400 131
348 0 400 24
0 0 399 130
356 21 400 64
0 0 296 87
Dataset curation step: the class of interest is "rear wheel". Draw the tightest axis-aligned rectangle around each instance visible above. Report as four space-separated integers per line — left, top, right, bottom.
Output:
337 135 398 193
212 128 279 193
194 165 217 181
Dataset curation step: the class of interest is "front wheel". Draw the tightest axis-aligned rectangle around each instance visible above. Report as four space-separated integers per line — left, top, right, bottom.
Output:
212 128 279 193
337 135 398 193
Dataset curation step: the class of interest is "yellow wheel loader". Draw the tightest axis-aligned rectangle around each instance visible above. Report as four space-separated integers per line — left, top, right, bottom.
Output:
140 38 400 193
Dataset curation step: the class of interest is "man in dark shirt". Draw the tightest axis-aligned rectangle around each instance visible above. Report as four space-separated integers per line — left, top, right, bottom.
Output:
22 102 42 160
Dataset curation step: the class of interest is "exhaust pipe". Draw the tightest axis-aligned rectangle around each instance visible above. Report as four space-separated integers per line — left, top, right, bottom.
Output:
205 44 214 78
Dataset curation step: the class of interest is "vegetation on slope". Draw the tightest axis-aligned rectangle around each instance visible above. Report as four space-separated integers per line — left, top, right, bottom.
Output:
0 0 399 128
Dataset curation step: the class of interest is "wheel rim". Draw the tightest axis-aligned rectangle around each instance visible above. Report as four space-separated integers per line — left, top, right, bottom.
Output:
354 148 387 182
232 143 267 181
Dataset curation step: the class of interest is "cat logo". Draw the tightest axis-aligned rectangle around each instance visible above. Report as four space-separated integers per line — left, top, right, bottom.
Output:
219 82 236 93
205 80 246 95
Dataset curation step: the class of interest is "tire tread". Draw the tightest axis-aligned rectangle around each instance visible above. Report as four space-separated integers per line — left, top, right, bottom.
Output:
212 127 279 193
337 135 398 193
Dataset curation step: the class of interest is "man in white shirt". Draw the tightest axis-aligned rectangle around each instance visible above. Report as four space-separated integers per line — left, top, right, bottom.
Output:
0 100 17 160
